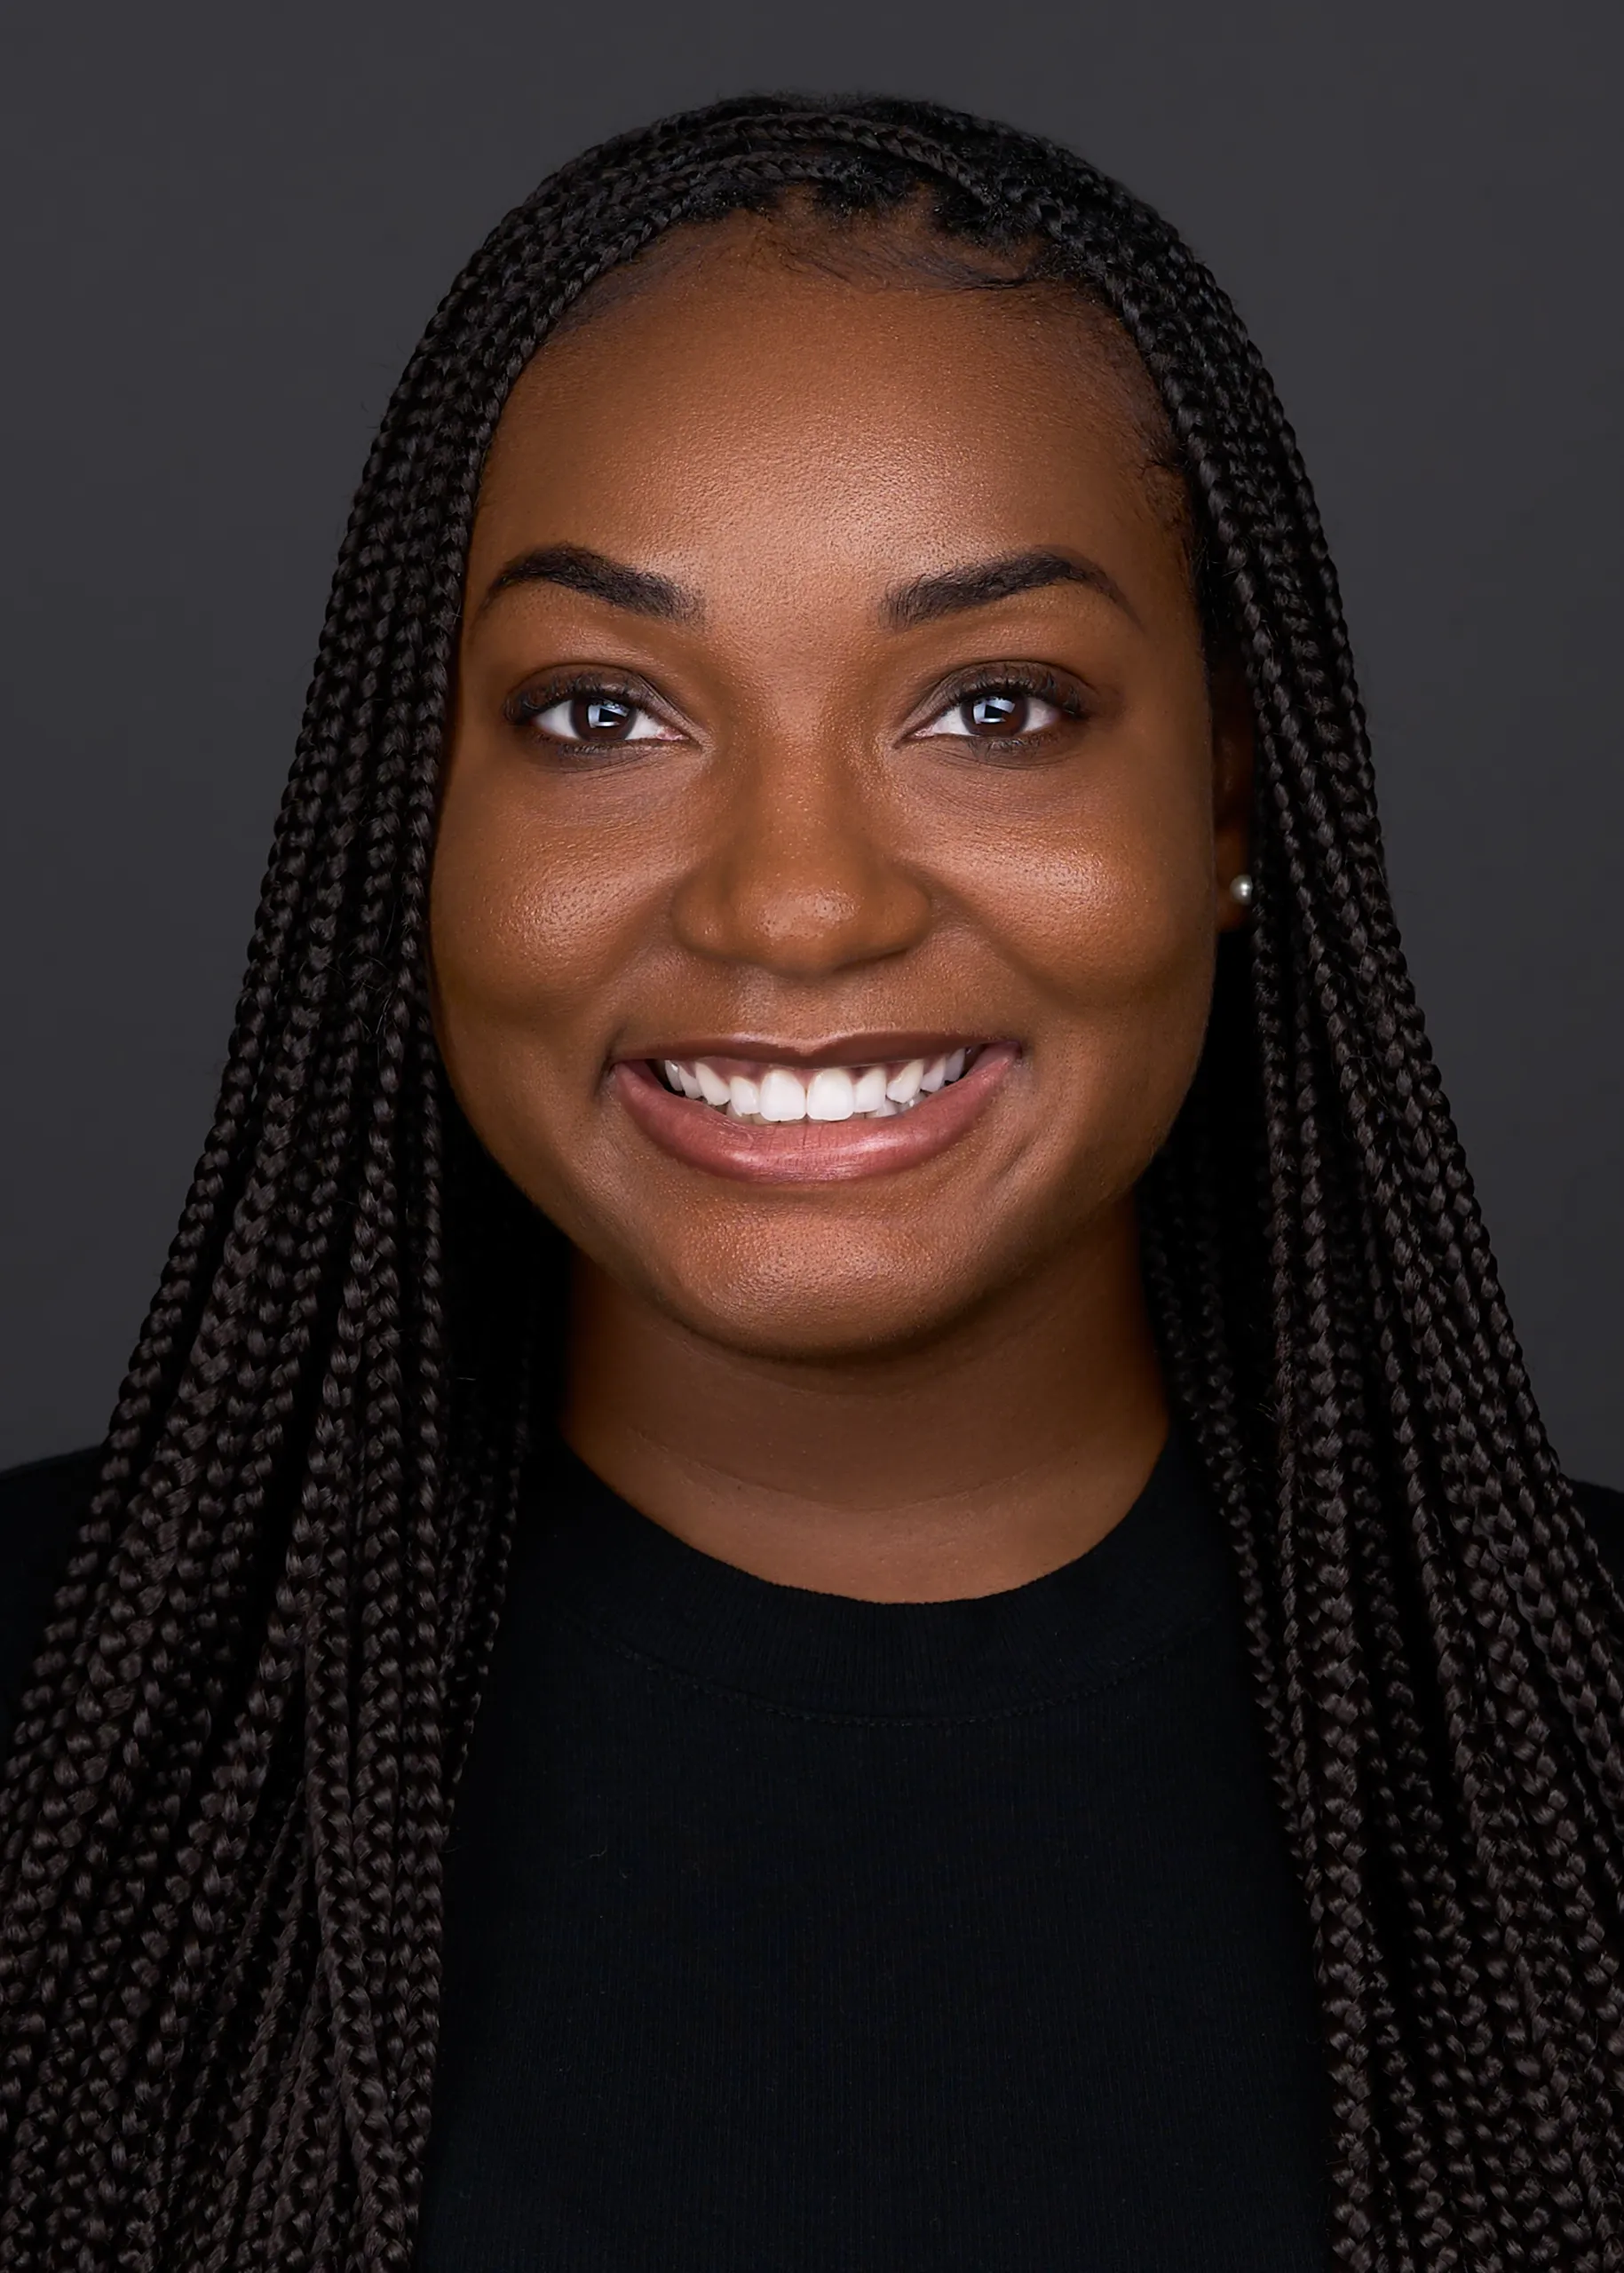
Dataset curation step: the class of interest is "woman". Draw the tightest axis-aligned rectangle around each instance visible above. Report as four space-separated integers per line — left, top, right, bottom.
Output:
1 92 1620 2272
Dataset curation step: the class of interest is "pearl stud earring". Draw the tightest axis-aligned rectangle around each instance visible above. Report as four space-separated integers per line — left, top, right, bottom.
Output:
1228 873 1255 907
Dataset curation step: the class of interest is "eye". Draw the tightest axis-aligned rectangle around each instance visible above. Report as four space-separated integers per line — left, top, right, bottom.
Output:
508 679 683 751
915 672 1084 747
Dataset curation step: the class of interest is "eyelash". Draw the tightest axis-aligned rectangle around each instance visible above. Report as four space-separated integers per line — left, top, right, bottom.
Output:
920 665 1090 752
504 672 671 756
503 663 1092 757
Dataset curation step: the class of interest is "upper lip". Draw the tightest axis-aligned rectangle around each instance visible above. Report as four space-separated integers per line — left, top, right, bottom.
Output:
614 1031 998 1068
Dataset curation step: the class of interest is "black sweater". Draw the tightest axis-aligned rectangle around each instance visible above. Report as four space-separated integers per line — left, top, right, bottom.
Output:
3 1438 1620 2271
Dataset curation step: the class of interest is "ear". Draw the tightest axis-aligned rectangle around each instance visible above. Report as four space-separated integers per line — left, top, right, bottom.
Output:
1208 650 1255 933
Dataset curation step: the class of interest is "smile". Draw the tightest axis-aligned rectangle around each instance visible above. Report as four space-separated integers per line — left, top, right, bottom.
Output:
612 1040 1018 1184
657 1047 976 1122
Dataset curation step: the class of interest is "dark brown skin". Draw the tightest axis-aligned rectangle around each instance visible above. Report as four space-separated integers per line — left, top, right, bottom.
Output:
431 212 1252 1602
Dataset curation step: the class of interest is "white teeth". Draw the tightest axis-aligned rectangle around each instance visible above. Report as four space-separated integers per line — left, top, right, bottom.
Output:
758 1067 808 1122
852 1065 889 1113
805 1067 855 1121
660 1049 978 1123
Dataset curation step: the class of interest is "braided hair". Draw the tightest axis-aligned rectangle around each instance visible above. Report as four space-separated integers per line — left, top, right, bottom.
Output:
3 92 1620 2273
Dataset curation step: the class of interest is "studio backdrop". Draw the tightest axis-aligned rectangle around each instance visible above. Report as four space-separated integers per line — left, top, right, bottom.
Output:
3 0 1620 1480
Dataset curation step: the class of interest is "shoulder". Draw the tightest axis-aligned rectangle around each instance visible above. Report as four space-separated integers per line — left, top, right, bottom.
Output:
1571 1474 1624 1589
0 1446 101 1749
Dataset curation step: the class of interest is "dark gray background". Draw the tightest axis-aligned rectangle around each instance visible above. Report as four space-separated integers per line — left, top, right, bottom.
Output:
3 0 1619 1480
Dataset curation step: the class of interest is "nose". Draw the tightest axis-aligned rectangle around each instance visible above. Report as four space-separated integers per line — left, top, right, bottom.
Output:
669 744 931 978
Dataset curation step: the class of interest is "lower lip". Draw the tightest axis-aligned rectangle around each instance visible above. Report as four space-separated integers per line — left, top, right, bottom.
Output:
611 1046 1018 1184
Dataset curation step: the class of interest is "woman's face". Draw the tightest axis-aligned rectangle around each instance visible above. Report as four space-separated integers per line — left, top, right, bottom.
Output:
432 219 1250 1360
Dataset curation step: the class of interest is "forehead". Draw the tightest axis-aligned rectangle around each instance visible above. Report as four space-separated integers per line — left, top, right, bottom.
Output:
468 221 1190 617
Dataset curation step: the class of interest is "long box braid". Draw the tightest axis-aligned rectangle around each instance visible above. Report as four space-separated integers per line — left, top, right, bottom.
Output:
1 93 1620 2272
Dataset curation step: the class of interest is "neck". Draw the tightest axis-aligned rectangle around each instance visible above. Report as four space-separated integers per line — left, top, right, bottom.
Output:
561 1203 1169 1602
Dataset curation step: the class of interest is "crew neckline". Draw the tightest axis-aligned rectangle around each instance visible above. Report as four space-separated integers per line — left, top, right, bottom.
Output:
519 1428 1239 1723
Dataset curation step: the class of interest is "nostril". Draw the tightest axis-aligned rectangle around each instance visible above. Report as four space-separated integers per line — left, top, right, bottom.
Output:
671 860 931 977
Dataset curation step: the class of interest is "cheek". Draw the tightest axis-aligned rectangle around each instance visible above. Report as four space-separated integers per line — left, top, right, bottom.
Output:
946 748 1216 1036
428 764 653 1101
1021 853 1214 1186
994 827 1206 1001
943 748 1219 1189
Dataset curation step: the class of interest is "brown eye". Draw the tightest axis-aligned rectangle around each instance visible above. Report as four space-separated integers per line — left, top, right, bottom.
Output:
964 691 1031 737
511 684 679 748
576 695 637 740
915 675 1081 746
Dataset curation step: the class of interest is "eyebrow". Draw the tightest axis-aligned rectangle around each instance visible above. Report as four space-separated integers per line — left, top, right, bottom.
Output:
882 549 1137 631
478 541 1134 634
479 543 701 622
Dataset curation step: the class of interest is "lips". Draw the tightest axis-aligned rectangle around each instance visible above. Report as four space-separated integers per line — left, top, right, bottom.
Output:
612 1040 1018 1184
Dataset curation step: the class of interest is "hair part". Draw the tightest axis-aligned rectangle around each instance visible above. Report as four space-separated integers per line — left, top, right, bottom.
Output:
2 91 1620 2273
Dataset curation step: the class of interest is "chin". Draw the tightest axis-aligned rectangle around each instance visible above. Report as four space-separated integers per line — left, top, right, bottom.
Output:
637 1231 1008 1364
